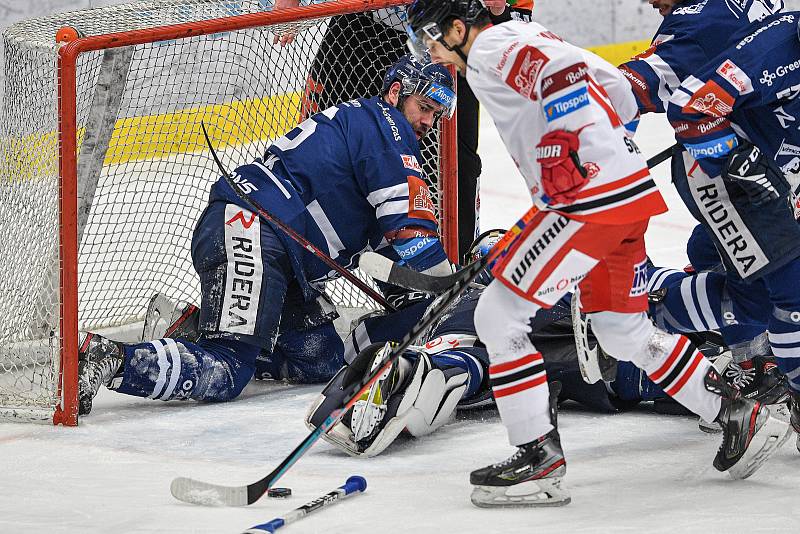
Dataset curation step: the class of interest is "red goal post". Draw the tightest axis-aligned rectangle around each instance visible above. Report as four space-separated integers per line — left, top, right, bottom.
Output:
0 0 459 426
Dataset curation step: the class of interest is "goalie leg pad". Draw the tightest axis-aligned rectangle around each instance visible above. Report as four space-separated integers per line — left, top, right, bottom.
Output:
305 348 469 457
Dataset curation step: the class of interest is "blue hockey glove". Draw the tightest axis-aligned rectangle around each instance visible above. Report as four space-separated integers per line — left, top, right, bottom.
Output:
723 140 788 206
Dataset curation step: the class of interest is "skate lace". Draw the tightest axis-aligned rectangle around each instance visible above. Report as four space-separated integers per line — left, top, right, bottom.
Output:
492 447 525 468
724 362 755 390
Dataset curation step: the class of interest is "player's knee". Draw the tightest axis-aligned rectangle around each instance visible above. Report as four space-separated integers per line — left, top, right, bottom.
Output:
256 323 343 383
474 280 539 351
589 311 655 362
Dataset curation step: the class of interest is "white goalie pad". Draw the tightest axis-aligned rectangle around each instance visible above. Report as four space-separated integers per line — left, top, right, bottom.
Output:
305 351 467 457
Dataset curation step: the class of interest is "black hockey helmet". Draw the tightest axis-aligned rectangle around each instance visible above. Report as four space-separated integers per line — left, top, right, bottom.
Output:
382 53 457 119
405 0 488 62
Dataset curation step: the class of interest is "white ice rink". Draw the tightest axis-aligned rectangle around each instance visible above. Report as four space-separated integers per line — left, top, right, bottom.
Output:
1 113 799 534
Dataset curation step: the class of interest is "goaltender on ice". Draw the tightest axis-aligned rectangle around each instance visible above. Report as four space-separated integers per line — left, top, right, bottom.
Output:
76 54 456 415
404 0 792 508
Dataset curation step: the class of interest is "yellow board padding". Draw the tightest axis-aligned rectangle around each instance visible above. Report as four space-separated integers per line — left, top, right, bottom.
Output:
587 39 651 68
104 92 303 165
2 92 304 182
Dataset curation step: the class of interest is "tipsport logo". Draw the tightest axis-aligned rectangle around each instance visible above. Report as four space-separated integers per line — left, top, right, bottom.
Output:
545 87 590 122
684 134 739 159
423 85 455 107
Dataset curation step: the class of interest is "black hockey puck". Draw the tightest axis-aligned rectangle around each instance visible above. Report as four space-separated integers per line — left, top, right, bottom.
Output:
267 487 292 498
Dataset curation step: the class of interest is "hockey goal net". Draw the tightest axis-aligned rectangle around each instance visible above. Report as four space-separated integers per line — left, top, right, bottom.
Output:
0 0 458 425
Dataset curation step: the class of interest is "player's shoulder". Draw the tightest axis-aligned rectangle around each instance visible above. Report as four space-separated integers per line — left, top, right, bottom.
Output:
333 96 419 156
468 22 577 79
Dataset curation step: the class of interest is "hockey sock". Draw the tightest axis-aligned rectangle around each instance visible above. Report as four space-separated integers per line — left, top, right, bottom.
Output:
646 265 769 353
115 337 259 402
639 333 720 423
489 351 551 446
768 306 800 392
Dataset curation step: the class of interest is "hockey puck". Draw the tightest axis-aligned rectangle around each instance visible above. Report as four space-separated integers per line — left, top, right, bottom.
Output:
267 487 292 498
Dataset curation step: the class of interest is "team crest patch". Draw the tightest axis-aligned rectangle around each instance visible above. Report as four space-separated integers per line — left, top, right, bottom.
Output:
401 154 423 173
684 80 735 118
407 176 437 222
505 45 549 100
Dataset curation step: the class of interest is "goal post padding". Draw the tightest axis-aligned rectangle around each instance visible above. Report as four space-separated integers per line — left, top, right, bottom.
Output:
0 0 457 425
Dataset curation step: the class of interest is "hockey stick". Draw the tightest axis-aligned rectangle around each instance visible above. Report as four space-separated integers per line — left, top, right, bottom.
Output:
169 207 534 506
198 122 395 312
241 476 367 533
359 144 679 292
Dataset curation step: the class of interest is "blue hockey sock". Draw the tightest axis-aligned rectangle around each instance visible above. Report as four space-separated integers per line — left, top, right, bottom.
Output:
115 337 259 402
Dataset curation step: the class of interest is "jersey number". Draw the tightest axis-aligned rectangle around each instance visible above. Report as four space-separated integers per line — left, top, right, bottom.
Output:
271 106 339 151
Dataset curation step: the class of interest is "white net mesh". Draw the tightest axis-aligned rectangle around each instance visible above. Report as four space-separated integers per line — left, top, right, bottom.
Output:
0 0 452 422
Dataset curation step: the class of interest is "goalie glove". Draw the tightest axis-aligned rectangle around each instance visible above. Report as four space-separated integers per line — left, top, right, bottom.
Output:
723 140 788 206
536 129 589 205
304 343 468 457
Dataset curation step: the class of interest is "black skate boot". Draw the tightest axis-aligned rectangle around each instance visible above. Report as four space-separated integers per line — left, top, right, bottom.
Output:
724 356 789 405
790 389 800 453
470 383 569 508
78 333 124 415
705 367 792 479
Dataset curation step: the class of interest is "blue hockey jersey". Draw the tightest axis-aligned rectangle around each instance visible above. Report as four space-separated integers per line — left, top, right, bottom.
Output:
619 0 783 114
666 12 800 177
208 96 448 294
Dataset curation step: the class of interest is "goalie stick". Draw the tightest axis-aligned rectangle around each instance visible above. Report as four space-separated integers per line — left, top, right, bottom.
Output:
169 205 532 506
359 143 679 293
198 123 395 312
241 476 367 533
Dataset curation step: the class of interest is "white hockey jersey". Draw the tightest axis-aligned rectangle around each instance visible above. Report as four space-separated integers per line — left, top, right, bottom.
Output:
467 21 668 225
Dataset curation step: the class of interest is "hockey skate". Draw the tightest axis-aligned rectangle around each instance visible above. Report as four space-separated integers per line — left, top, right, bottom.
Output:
470 429 570 508
78 333 124 415
470 383 569 508
724 356 789 405
790 390 800 453
705 367 792 479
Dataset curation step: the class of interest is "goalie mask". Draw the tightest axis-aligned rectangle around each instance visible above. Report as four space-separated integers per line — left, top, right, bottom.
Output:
382 53 456 120
464 228 506 265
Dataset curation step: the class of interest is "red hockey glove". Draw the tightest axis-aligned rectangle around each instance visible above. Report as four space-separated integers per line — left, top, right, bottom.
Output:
536 129 589 205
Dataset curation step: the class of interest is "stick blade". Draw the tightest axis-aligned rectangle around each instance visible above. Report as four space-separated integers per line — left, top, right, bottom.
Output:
170 476 250 507
358 252 394 283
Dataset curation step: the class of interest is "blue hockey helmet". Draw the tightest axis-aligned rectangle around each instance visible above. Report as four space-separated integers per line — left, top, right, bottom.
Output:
382 53 456 119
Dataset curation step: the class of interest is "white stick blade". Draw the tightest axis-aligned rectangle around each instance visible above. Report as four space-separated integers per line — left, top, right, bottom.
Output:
170 476 249 507
358 252 394 282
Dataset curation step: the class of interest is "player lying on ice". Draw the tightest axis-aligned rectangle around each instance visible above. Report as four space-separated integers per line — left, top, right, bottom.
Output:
75 53 456 415
618 0 800 450
402 0 792 508
306 230 789 460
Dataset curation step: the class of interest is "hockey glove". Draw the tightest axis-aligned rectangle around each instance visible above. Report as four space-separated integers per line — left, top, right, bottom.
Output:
536 129 589 205
723 140 788 206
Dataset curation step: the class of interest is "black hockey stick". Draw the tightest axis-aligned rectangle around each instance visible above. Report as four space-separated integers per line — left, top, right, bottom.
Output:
197 122 395 312
359 144 679 292
169 206 533 506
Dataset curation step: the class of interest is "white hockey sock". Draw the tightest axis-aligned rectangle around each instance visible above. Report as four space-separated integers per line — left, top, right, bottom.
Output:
490 352 552 446
640 334 721 423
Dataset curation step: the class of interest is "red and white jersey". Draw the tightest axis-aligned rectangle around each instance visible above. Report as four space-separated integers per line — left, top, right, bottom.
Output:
467 21 668 224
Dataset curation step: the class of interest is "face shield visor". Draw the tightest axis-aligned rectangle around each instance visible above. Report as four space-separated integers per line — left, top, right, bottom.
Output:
400 76 456 120
406 21 443 63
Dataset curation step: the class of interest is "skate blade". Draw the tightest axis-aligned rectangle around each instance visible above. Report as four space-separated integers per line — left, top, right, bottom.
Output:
728 414 792 480
698 418 721 434
470 477 571 508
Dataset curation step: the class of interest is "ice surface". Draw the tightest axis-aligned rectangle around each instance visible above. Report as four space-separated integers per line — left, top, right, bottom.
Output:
1 114 798 534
